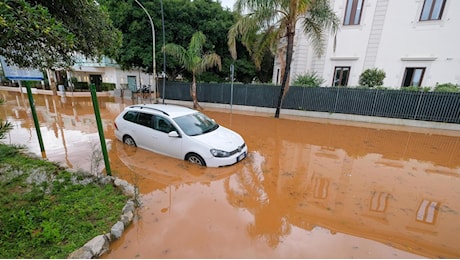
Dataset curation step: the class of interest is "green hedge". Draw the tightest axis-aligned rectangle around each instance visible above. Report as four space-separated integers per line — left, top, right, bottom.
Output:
101 82 115 91
73 82 89 91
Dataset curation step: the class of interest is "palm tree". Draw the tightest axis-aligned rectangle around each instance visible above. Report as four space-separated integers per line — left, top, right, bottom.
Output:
228 0 340 118
0 120 12 139
162 31 222 109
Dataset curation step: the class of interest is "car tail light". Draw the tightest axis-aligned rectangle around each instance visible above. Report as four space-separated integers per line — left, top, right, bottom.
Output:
114 122 118 130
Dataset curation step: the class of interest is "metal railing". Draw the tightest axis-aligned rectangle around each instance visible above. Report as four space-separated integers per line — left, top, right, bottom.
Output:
160 81 460 124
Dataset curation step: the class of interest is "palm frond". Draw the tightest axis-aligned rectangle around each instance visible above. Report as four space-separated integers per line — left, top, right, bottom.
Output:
162 43 187 66
302 0 340 56
188 31 206 57
199 53 222 74
251 26 280 69
0 120 13 140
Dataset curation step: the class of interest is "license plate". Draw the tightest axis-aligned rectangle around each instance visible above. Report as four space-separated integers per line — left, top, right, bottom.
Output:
237 152 247 162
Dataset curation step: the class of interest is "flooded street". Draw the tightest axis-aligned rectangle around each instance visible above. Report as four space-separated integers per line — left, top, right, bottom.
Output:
1 90 460 258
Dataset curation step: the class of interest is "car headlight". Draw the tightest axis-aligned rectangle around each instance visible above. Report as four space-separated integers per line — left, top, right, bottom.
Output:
210 149 231 158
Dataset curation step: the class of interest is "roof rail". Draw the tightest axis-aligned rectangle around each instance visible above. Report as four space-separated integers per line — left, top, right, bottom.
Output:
128 105 170 116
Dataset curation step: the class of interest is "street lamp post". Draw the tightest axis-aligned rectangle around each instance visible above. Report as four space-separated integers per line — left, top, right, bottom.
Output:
133 0 156 101
160 0 166 104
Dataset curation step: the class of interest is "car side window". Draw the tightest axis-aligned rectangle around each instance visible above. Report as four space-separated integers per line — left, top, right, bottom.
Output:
155 116 175 133
123 111 138 123
137 112 154 128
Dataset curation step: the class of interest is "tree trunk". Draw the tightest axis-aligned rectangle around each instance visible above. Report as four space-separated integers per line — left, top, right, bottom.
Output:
46 69 58 96
275 28 295 118
276 48 291 99
190 74 202 110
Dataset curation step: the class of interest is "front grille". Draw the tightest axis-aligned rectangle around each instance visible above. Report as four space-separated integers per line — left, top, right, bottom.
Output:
229 143 246 156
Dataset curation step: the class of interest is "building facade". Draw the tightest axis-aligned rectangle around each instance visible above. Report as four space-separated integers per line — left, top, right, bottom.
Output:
70 55 154 92
273 0 460 88
0 54 155 94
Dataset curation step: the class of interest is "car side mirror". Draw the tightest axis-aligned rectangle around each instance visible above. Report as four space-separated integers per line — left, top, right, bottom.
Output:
168 131 180 138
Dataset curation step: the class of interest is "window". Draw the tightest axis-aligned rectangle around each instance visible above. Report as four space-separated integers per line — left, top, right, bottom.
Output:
174 112 219 136
420 0 446 21
402 67 425 87
123 111 138 123
344 0 364 25
332 67 351 87
137 112 154 128
155 116 175 134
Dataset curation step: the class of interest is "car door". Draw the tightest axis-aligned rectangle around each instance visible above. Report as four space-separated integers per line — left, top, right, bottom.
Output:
150 115 183 159
133 112 156 151
119 111 147 145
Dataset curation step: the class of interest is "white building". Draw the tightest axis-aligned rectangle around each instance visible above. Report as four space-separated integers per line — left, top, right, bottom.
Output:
273 0 460 88
70 55 155 92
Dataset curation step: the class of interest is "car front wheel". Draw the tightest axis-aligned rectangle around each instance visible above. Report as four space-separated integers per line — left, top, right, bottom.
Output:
185 153 206 166
123 135 137 147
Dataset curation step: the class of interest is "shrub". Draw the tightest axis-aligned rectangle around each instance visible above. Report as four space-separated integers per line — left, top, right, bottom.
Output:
23 80 42 88
400 86 431 92
293 72 324 87
357 85 390 90
434 83 460 93
101 82 116 91
359 68 386 88
73 82 89 91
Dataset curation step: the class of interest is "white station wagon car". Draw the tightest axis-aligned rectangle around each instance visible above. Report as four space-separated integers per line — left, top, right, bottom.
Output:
114 104 247 167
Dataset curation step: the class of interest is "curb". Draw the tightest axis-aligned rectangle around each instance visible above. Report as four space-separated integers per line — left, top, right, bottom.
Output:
67 176 139 259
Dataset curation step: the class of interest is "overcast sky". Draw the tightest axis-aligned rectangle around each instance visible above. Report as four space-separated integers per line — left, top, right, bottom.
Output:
217 0 235 10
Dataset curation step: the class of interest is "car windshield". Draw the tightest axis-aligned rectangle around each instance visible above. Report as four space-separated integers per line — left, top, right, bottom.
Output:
173 112 219 136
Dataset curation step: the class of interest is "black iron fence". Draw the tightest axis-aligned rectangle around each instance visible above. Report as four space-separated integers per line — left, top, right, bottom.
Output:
160 81 460 124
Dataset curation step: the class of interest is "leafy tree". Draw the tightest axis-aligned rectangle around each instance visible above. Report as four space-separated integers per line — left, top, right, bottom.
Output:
99 0 272 83
359 68 386 88
0 0 122 69
162 31 221 109
293 72 324 87
100 0 226 76
228 0 339 118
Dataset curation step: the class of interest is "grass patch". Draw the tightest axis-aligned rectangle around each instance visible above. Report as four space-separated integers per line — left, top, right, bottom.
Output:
0 144 128 258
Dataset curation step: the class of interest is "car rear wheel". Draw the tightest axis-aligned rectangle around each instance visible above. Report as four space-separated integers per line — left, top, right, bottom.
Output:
123 135 137 147
186 153 206 166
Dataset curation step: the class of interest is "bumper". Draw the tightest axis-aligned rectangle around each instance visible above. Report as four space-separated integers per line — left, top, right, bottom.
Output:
114 130 122 142
205 146 248 167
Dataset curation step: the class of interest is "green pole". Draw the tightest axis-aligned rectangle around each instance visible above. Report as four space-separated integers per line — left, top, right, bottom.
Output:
90 84 112 176
25 84 46 154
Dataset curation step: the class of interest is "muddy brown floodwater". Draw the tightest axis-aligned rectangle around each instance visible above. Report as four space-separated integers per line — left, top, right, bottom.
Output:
1 90 460 258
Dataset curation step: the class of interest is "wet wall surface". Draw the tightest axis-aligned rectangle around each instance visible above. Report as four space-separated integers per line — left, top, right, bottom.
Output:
1 91 460 258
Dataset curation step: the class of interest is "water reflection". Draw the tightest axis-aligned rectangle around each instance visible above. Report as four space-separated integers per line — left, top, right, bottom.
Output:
112 141 242 194
210 111 460 258
1 90 459 258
